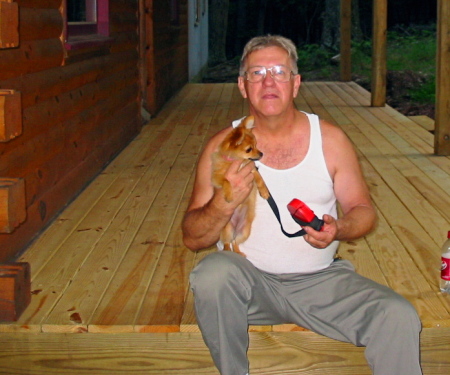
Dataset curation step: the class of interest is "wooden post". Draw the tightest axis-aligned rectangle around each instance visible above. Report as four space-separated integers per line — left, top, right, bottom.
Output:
0 90 22 142
371 0 387 107
0 178 26 233
340 0 352 81
435 0 450 155
0 0 19 49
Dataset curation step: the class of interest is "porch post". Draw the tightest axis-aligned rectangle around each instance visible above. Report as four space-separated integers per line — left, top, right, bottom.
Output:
371 0 387 107
340 0 352 82
435 0 450 155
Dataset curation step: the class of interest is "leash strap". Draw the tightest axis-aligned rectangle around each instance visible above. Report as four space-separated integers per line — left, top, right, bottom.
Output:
266 194 306 238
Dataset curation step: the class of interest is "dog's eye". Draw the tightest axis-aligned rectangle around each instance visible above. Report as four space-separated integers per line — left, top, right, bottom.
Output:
246 147 253 153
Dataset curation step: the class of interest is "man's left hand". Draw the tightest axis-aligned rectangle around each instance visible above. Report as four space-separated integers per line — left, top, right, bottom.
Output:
303 214 337 249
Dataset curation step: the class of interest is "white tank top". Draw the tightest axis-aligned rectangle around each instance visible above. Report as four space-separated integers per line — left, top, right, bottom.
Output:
223 112 338 274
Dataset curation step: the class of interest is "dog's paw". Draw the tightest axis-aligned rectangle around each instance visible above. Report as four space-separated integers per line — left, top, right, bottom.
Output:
223 243 232 251
259 186 270 200
232 243 247 257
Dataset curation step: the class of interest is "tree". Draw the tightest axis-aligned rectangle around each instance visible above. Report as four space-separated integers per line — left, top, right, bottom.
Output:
209 0 230 66
321 0 340 50
256 0 269 35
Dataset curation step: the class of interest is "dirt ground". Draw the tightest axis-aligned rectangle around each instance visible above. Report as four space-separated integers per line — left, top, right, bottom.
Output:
202 61 435 119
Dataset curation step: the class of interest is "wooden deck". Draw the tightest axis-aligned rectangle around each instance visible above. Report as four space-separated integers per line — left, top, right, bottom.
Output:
1 82 449 374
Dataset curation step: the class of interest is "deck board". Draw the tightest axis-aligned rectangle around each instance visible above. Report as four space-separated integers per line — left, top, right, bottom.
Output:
1 82 449 373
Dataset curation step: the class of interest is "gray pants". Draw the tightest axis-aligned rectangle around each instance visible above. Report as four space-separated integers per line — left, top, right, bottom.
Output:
190 251 422 375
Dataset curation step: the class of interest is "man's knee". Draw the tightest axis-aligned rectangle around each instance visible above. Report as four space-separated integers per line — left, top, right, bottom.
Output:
378 292 421 331
190 251 250 294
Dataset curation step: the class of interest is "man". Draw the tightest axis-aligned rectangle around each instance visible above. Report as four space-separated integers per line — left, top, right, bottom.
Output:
182 35 422 375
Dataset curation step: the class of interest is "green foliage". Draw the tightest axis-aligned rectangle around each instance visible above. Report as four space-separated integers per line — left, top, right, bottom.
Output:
296 44 334 72
387 26 436 104
409 76 436 104
300 25 436 105
350 40 373 77
387 26 436 74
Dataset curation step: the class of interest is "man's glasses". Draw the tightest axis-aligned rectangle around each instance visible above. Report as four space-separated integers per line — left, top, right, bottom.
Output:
244 65 294 83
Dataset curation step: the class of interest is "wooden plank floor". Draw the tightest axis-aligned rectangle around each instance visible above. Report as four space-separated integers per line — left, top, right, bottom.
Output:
1 82 449 374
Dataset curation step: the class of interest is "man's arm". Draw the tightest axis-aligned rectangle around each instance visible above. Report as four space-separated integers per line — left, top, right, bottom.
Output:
182 130 256 251
303 121 377 248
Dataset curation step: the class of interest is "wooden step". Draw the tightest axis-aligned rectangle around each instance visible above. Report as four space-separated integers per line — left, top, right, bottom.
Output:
0 329 449 374
408 115 435 132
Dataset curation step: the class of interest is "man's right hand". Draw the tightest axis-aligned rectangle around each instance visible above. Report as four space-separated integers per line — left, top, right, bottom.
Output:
220 159 256 208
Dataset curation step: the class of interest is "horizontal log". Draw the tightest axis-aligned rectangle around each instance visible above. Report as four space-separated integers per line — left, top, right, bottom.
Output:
0 82 139 220
109 0 141 13
110 13 139 34
18 0 61 9
19 8 63 42
0 38 64 81
20 84 139 208
0 48 138 110
0 71 138 175
0 67 139 174
109 32 139 54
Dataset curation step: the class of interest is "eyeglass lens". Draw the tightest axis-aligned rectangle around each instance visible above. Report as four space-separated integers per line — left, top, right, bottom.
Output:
246 66 292 82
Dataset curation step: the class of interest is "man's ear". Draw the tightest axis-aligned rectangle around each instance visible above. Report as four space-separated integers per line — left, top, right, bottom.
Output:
293 74 301 98
238 76 248 98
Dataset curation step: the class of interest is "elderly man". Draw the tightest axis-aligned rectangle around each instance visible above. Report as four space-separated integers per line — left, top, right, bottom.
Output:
182 35 422 375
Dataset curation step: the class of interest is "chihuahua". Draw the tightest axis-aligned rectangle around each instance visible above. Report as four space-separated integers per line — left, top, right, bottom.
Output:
211 115 270 256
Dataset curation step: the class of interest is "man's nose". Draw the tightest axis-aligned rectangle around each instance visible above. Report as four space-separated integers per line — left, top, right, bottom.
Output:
262 71 275 85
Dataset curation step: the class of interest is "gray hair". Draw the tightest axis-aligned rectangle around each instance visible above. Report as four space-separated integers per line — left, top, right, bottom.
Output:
239 35 299 76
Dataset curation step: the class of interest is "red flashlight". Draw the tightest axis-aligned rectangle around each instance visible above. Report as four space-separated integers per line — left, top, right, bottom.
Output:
287 199 324 231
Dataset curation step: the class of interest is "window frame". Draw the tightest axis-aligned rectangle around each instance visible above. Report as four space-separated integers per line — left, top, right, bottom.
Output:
64 0 111 51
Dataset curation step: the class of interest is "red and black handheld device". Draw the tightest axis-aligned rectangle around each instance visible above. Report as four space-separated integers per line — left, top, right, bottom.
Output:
287 199 324 231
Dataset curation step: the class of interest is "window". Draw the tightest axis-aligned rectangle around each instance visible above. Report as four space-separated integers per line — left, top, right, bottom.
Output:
64 0 110 50
67 0 97 35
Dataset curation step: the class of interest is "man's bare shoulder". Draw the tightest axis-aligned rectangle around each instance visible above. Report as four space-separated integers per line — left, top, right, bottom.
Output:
319 118 352 148
319 118 358 178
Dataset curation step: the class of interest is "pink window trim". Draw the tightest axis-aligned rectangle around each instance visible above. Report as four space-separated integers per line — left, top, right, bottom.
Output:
97 0 109 36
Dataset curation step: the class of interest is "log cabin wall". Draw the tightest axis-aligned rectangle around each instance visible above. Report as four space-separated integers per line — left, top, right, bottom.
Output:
0 0 143 261
143 0 189 115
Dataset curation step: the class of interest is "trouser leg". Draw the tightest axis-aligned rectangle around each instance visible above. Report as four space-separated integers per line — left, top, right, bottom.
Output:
280 259 422 375
191 254 422 375
190 251 285 375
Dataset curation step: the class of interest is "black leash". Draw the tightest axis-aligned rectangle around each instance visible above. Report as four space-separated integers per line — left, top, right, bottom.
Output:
266 194 306 238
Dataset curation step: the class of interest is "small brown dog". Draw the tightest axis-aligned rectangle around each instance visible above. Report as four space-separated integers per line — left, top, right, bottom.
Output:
212 115 270 256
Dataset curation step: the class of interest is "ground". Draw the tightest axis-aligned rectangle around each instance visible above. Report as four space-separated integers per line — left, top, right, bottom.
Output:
202 61 435 119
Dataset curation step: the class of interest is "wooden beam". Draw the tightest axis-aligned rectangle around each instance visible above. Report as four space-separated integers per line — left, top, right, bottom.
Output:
0 0 19 49
340 0 352 81
435 0 450 155
0 178 26 234
371 0 387 107
0 90 22 142
0 263 31 321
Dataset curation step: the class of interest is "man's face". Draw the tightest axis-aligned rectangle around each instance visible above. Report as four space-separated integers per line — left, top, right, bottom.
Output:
238 46 301 118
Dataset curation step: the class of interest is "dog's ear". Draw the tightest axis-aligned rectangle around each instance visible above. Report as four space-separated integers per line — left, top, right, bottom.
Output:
242 115 254 130
229 126 246 146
